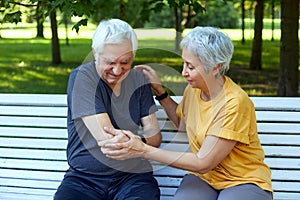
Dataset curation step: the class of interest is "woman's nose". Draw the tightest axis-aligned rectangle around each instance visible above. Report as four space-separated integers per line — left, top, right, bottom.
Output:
182 66 188 77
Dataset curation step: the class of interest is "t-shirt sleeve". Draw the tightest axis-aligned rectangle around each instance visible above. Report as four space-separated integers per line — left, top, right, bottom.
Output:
139 76 158 118
68 67 106 120
207 97 252 145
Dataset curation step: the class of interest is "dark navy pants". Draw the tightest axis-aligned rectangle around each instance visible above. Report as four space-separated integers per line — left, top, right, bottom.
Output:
54 170 160 200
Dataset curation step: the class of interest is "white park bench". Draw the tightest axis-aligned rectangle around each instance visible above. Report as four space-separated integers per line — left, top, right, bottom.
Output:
0 94 299 200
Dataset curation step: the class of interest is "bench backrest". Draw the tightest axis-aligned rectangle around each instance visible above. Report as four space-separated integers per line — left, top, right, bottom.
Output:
0 94 300 200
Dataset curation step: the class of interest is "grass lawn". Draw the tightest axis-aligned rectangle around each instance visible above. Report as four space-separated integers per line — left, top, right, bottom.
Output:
0 21 298 96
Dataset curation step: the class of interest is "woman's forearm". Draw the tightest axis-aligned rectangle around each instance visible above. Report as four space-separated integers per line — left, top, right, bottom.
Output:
143 145 210 174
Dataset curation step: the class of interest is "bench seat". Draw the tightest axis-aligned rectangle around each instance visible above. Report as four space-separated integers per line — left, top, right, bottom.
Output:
0 94 300 200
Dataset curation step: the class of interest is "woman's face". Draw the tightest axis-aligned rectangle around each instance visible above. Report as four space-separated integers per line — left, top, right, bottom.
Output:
181 48 210 89
94 40 133 89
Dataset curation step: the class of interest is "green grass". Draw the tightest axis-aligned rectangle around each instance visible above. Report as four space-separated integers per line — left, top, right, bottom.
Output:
0 21 298 96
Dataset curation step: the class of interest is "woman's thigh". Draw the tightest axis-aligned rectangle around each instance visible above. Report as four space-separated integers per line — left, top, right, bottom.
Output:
174 174 218 200
218 184 272 200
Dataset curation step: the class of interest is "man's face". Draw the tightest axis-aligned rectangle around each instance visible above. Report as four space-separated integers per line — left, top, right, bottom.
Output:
95 40 133 89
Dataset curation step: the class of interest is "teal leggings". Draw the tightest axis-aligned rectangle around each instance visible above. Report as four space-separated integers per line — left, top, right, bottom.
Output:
174 174 272 200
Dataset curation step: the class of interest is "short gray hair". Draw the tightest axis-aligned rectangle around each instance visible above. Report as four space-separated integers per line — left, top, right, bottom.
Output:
180 27 234 76
92 18 138 57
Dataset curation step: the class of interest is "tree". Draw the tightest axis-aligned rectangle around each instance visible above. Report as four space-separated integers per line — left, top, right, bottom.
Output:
164 0 205 52
249 0 264 70
36 0 44 38
277 0 299 96
1 0 160 64
241 0 246 44
50 9 61 64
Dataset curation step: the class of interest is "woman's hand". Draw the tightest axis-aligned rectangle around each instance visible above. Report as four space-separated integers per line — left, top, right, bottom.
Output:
134 65 165 96
98 127 147 160
97 127 129 152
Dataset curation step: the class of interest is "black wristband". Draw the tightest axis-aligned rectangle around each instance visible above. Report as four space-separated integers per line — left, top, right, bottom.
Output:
155 91 168 101
140 135 147 144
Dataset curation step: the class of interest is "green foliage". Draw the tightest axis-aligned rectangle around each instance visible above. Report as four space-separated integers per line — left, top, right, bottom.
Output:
3 10 22 24
191 1 239 28
72 19 88 33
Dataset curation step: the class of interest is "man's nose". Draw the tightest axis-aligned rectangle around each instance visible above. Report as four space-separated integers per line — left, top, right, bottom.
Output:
113 65 122 75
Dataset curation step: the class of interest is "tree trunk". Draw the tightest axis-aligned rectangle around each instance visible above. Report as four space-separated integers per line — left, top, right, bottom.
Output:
36 1 44 38
271 0 275 41
241 0 245 44
119 2 125 20
249 0 264 70
277 0 299 96
50 10 61 65
63 15 69 46
174 5 182 53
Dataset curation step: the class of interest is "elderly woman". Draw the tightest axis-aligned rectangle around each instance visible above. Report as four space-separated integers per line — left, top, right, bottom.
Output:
54 18 162 200
100 27 273 200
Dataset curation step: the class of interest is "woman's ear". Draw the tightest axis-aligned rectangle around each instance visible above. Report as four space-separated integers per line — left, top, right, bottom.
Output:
213 63 222 78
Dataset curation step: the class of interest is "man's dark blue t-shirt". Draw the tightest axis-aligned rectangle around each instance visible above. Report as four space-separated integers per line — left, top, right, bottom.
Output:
66 61 157 176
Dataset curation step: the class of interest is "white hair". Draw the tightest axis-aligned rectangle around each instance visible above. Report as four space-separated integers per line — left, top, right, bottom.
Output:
92 18 138 57
180 27 234 76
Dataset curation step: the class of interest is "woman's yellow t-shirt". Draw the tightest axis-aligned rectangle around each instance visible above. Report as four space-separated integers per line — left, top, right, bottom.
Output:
176 76 273 193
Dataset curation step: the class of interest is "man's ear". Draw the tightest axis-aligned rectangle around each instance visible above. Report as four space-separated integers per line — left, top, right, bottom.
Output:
92 48 97 60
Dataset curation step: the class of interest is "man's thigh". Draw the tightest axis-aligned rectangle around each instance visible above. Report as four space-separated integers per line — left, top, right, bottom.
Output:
113 172 160 200
54 176 106 200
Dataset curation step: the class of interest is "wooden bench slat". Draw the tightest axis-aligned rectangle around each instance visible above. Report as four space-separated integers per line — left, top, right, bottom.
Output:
0 158 69 171
250 97 300 111
273 192 300 200
0 177 61 190
153 166 187 177
161 131 300 145
256 111 300 122
157 109 300 123
259 134 300 146
0 169 65 181
156 177 182 187
0 106 67 117
0 127 67 138
0 187 54 200
263 146 300 157
0 138 67 149
0 94 67 106
0 116 66 128
0 148 66 160
272 181 300 192
271 169 300 181
159 187 177 197
257 123 300 134
0 192 53 200
265 157 300 170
